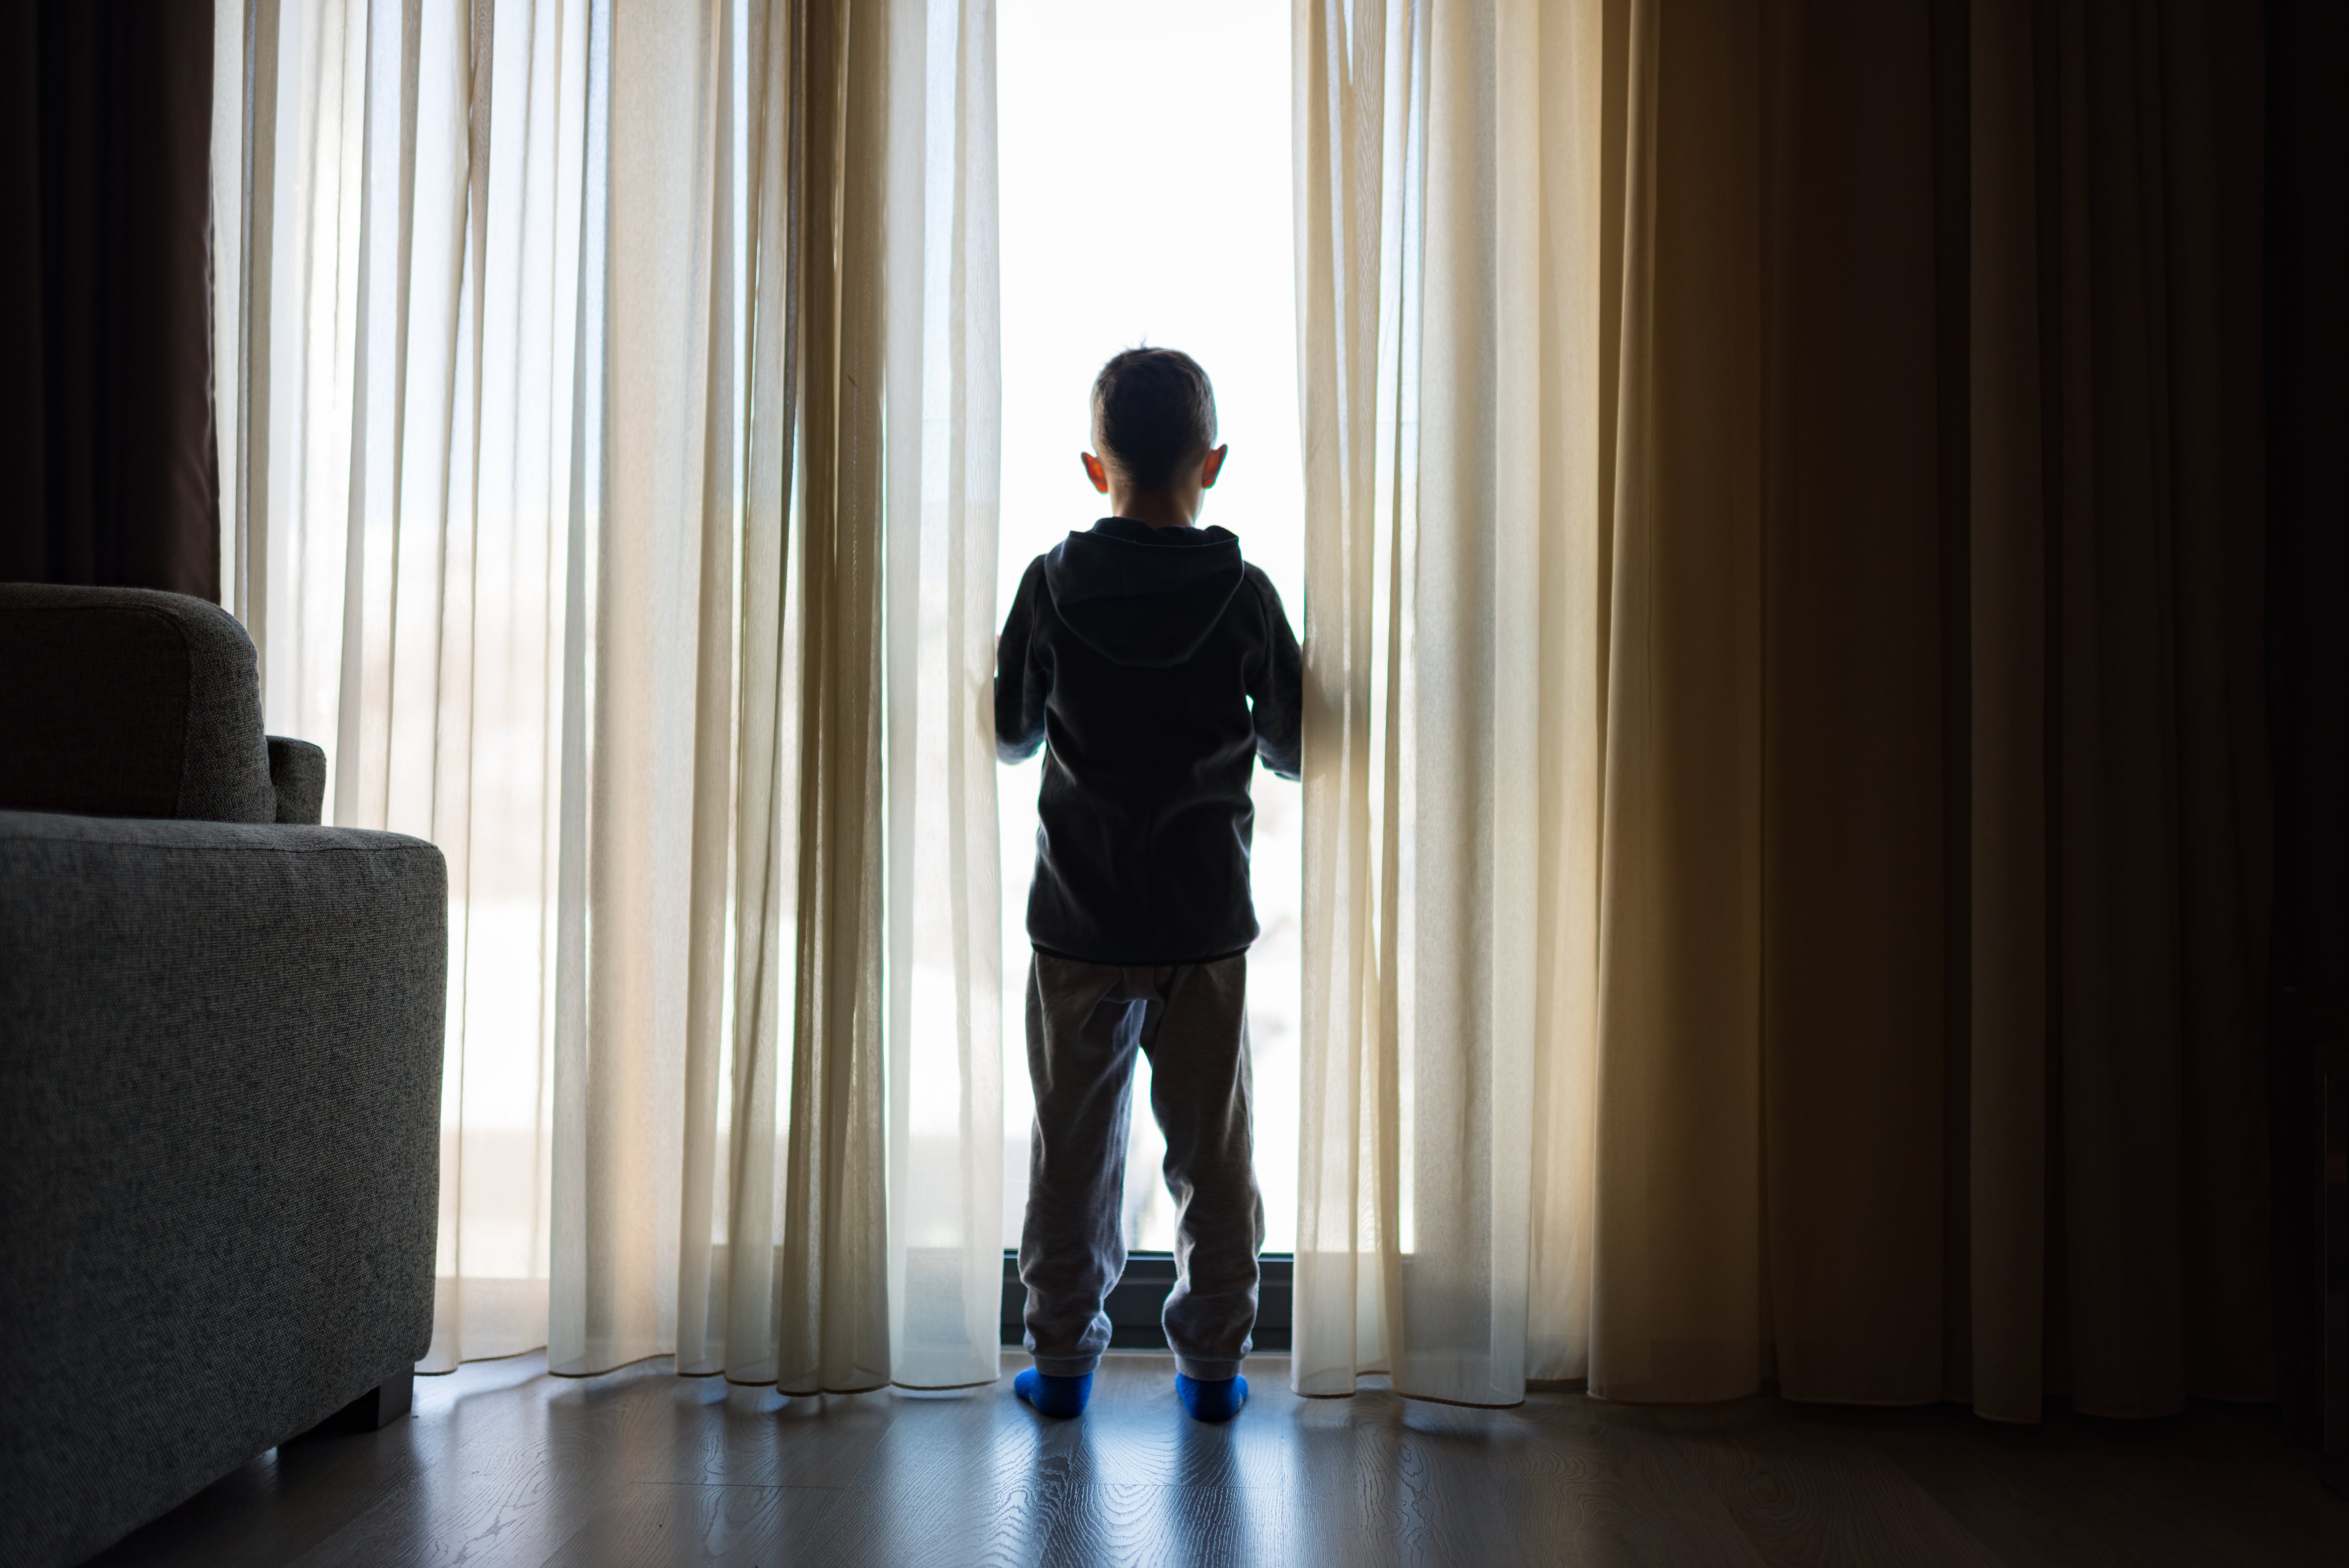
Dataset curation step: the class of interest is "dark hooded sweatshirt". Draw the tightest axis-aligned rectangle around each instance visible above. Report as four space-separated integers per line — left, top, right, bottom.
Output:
996 516 1304 965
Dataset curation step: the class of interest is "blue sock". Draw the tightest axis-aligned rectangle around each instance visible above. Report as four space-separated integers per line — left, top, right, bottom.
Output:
1014 1367 1092 1418
1175 1373 1247 1422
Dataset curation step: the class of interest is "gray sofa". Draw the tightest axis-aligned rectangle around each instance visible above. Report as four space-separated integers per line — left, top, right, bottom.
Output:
0 586 447 1568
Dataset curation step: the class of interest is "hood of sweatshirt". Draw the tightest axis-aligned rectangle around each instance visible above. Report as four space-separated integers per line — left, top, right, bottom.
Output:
1043 517 1246 668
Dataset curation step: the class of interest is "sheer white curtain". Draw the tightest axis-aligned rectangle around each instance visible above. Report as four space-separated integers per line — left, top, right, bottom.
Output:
213 0 589 1369
1292 0 1603 1405
215 0 1002 1392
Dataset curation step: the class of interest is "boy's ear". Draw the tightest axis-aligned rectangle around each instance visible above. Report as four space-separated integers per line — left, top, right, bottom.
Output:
1080 451 1111 495
1200 444 1229 489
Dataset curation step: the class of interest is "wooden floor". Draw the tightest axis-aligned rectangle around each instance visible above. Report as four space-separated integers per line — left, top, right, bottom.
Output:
90 1351 2348 1567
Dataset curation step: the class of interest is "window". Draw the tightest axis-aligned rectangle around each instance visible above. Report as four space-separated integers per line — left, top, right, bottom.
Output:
996 0 1302 1254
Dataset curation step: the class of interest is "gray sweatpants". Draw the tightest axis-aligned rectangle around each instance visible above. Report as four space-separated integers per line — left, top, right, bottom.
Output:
1018 951 1264 1381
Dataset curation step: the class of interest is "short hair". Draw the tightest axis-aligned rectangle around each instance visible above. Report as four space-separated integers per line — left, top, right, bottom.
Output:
1090 347 1218 492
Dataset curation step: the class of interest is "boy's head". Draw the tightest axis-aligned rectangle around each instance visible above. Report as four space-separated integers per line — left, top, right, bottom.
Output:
1083 348 1226 514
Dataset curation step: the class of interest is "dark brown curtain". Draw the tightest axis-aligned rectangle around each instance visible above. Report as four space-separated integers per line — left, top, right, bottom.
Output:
0 0 218 599
1957 0 2271 1419
1737 0 2269 1420
1524 0 2272 1420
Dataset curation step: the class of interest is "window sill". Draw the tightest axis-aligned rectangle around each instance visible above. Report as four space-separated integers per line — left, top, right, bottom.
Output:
999 1250 1294 1351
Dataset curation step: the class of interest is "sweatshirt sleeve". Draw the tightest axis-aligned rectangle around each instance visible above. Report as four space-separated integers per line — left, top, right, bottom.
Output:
995 557 1049 763
1246 567 1304 782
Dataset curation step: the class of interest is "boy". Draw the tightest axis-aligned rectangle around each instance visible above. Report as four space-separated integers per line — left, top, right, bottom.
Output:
995 347 1303 1422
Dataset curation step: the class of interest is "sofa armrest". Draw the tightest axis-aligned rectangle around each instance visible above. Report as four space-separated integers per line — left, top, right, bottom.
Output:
0 811 446 1568
267 736 328 824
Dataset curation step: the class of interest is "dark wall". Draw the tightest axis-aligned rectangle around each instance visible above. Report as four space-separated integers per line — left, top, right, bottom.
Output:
2266 0 2349 1445
0 0 219 600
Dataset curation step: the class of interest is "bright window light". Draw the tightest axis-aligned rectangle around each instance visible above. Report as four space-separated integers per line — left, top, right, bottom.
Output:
996 0 1302 1254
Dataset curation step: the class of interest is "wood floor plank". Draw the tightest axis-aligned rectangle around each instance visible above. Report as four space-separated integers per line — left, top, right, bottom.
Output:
83 1351 2346 1568
287 1358 747 1568
1050 1356 1295 1491
80 1451 406 1568
801 1478 1288 1568
282 1413 570 1568
789 1381 1072 1565
89 1358 554 1568
2029 1405 2349 1568
1024 1481 1264 1568
1641 1399 2008 1568
531 1483 844 1568
1869 1423 2204 1568
1279 1394 1727 1568
1864 1404 2349 1568
618 1381 901 1490
1512 1392 1776 1567
1222 1375 1761 1568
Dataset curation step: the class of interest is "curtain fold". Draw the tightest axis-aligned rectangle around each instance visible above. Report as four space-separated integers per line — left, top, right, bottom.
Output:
1295 0 2270 1420
878 0 1004 1392
770 0 893 1394
560 0 712 1380
218 0 1002 1393
1751 0 1952 1409
1293 0 1404 1401
1586 0 1769 1404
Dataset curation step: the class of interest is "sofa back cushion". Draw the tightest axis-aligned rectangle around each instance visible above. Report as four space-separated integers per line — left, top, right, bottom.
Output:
0 586 276 823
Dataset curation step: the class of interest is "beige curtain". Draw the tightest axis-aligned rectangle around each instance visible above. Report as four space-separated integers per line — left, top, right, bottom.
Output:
217 0 1003 1393
1295 0 2269 1420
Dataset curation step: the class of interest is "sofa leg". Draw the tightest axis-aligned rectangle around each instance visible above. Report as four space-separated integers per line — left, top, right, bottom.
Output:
288 1372 415 1443
360 1371 415 1428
